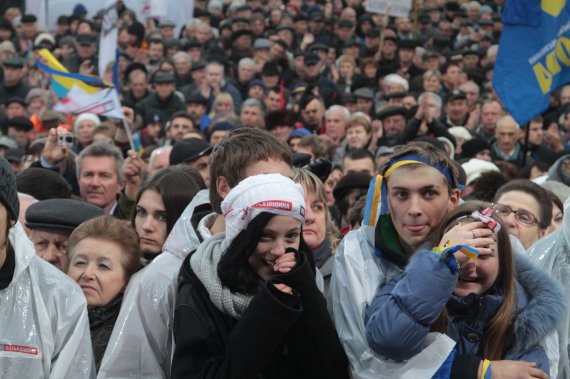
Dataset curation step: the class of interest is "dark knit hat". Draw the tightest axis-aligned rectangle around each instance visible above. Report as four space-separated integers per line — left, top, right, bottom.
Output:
25 199 104 231
232 29 253 43
186 91 209 105
7 116 33 131
21 14 37 23
210 121 234 133
333 171 372 204
0 156 19 221
265 110 296 130
460 138 491 160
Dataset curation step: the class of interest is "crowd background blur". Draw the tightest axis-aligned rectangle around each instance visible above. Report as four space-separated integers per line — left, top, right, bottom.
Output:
1 0 570 378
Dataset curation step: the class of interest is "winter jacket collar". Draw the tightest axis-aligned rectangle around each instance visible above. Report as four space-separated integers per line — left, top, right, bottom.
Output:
447 251 565 354
512 251 566 352
89 293 123 329
448 288 503 324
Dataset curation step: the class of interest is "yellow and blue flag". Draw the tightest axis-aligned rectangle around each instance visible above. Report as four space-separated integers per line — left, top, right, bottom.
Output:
34 49 123 119
34 49 107 99
493 1 570 124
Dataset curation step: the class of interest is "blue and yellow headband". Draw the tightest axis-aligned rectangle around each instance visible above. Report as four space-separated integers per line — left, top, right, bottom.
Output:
363 153 458 228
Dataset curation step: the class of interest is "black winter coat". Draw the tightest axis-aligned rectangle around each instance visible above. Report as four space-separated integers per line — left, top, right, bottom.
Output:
135 92 185 121
171 249 349 379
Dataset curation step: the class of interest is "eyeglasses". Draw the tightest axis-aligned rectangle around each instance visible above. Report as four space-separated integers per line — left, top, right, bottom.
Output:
492 203 539 226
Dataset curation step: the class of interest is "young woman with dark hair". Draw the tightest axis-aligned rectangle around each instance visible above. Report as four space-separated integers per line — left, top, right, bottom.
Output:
172 173 349 378
131 166 200 261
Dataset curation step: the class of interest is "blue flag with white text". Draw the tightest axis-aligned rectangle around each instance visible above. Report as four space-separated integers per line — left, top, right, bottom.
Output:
494 0 570 124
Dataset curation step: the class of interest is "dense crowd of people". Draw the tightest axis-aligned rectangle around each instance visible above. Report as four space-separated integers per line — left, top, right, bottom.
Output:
1 0 570 378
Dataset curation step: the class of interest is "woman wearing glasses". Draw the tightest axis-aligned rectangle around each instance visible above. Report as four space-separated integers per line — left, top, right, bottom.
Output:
492 180 553 250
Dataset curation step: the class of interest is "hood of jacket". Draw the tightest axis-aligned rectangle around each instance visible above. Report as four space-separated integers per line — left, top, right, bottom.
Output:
512 250 566 352
547 154 570 186
162 189 211 260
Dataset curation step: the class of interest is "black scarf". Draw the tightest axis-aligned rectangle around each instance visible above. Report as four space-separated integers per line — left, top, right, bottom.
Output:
312 239 332 268
88 293 123 330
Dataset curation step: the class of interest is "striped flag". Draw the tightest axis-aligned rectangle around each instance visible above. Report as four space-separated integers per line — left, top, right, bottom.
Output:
34 49 123 119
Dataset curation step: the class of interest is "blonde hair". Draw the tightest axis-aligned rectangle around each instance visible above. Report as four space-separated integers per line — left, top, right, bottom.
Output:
209 92 235 118
291 168 339 250
423 69 442 81
346 112 372 134
338 54 356 69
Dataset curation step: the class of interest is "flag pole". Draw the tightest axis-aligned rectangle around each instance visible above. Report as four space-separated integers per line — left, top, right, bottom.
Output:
412 0 419 39
122 117 136 152
45 0 49 33
521 121 530 167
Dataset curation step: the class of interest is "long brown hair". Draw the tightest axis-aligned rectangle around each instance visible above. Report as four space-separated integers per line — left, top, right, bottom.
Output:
431 201 516 360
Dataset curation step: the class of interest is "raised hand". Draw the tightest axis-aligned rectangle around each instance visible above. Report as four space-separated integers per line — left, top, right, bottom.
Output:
43 127 72 165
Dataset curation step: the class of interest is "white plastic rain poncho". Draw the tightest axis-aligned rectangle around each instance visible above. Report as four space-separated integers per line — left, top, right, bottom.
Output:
0 223 95 378
528 196 570 379
331 228 456 379
98 190 210 379
330 170 456 379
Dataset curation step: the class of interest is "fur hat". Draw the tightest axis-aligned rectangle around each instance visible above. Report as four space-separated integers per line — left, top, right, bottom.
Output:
447 126 473 142
462 158 500 186
74 113 101 132
221 174 305 246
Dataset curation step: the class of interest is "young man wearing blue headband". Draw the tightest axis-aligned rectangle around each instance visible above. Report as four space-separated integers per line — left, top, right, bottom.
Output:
330 141 558 379
331 141 461 378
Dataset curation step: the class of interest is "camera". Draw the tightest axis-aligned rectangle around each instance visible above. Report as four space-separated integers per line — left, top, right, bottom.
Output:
57 134 74 145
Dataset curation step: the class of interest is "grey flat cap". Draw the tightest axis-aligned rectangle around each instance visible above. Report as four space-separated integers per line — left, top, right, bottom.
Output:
26 199 104 231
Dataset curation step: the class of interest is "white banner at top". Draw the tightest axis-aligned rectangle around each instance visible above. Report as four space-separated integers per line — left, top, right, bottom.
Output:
26 0 48 29
365 0 412 18
29 0 194 37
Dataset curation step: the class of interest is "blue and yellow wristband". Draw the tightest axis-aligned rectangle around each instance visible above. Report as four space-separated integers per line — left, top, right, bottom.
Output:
480 359 492 379
433 241 479 274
